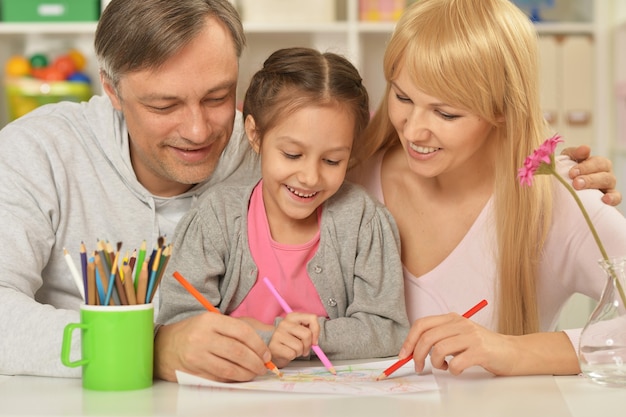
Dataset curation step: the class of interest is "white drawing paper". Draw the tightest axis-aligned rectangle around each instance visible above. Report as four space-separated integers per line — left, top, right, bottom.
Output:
176 359 439 395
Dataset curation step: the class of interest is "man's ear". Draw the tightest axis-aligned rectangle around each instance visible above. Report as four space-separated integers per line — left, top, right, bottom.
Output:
100 71 122 111
244 115 261 154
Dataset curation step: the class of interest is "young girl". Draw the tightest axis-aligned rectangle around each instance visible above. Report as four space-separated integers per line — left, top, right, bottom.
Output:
350 0 626 376
158 47 409 368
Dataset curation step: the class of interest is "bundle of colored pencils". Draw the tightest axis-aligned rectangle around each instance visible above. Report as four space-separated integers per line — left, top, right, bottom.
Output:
63 236 171 306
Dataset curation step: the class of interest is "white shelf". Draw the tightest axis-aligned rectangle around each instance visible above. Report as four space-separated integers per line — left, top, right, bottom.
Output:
0 23 97 35
0 21 593 36
533 22 595 34
242 22 350 34
356 22 397 33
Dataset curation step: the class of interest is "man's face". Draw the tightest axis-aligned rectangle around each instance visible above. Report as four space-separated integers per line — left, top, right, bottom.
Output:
103 17 239 197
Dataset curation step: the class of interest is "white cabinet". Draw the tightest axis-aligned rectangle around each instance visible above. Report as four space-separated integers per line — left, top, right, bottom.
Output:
612 20 626 217
539 34 595 149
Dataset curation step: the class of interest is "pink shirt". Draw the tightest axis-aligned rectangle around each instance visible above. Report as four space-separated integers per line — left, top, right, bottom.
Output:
229 181 328 324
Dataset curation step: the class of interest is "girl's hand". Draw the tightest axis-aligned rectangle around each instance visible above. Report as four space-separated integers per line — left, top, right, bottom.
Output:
268 312 320 368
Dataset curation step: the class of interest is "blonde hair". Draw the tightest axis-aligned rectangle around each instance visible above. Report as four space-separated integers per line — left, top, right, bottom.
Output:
359 0 553 335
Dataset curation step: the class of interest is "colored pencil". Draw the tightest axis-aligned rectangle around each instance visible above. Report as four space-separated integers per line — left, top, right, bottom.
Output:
94 252 113 305
79 242 88 297
172 271 283 378
86 258 96 305
114 267 129 305
133 240 146 291
103 242 122 306
128 249 137 272
63 248 85 301
145 245 162 303
89 255 102 302
97 239 111 271
136 261 149 306
376 299 489 381
149 244 171 303
262 276 336 375
122 262 137 305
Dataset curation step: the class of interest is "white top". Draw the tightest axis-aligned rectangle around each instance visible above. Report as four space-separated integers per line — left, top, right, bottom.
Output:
351 151 626 348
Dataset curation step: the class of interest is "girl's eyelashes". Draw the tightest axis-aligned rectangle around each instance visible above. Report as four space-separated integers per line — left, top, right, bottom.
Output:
281 152 344 166
282 151 301 160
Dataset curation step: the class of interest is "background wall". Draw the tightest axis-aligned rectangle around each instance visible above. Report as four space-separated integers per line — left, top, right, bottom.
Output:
1 0 625 330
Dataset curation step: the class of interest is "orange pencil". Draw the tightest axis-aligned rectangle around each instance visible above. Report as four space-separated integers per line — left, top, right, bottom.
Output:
172 271 283 378
376 299 489 381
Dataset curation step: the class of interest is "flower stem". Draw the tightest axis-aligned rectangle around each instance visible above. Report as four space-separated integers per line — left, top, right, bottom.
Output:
552 170 626 306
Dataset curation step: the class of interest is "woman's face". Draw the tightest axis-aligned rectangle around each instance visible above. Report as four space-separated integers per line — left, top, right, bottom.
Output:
387 65 496 180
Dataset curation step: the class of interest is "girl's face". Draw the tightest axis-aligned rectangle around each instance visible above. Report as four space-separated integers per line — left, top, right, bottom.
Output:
387 66 496 180
246 104 354 228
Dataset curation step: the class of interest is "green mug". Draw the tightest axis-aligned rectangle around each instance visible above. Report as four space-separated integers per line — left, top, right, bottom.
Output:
61 304 154 391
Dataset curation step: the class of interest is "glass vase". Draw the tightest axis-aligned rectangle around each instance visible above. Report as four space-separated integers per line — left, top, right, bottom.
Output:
578 256 626 386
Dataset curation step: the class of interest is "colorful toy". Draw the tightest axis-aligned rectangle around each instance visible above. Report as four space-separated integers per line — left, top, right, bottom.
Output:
4 49 93 121
5 56 32 77
5 50 90 84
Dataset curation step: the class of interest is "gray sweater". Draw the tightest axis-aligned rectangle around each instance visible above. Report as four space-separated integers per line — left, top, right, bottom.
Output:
158 181 410 360
0 96 258 377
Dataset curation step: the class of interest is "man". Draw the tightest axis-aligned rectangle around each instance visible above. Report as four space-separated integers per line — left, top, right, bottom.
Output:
0 0 618 382
0 0 268 382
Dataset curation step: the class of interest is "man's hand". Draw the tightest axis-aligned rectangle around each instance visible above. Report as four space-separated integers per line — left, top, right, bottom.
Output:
154 313 272 382
561 145 621 206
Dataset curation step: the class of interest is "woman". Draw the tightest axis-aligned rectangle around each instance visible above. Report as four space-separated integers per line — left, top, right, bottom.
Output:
350 0 626 376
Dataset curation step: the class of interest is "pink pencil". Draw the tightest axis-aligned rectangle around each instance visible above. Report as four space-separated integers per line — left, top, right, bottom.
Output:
263 277 337 375
376 299 489 381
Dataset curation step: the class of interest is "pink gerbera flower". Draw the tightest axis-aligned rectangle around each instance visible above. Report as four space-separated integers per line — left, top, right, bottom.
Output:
518 134 626 305
517 134 563 186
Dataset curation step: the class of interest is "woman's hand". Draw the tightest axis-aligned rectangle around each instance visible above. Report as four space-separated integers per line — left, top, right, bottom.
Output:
400 313 580 376
561 145 621 206
400 313 517 375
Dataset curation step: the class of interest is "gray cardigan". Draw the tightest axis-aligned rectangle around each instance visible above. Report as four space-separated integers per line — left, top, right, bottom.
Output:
158 180 410 360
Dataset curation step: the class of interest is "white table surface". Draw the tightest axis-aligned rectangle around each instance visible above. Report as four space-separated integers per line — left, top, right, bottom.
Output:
0 360 624 417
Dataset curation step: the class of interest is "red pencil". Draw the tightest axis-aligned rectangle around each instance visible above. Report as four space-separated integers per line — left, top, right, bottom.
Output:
376 299 488 381
172 271 283 377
